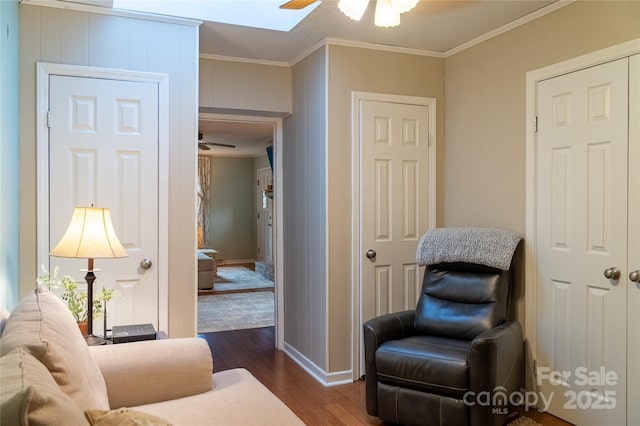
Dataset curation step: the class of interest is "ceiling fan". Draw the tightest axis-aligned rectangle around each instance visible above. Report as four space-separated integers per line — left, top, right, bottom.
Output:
280 0 419 27
198 132 236 150
279 0 318 9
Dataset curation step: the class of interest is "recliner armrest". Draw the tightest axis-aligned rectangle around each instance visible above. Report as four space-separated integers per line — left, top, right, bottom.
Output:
89 337 213 409
362 310 416 415
363 310 416 348
468 320 524 426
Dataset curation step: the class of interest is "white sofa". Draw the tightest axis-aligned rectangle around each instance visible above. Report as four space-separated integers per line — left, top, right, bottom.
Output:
0 286 303 425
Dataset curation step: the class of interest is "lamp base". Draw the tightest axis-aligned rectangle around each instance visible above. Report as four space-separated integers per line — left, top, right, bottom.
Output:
85 334 106 346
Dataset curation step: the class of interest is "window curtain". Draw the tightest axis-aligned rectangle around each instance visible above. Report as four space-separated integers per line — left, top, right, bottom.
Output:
197 155 211 249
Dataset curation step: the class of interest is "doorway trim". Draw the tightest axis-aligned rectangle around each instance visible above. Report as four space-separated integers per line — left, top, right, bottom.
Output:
36 62 170 331
199 112 285 349
524 38 640 388
350 91 437 380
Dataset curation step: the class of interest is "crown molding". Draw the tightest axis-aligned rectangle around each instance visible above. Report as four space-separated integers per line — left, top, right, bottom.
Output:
289 38 328 66
325 38 444 58
33 0 578 65
20 0 201 26
290 37 444 67
199 53 290 68
444 0 576 57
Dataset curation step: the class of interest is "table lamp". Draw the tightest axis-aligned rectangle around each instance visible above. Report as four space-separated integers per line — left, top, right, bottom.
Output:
50 206 128 345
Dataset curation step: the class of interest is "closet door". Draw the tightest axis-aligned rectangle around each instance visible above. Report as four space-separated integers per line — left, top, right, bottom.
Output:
49 75 160 332
535 58 629 426
627 53 640 425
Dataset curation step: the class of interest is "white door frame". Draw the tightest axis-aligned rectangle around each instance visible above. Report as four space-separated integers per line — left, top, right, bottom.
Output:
524 39 640 389
198 112 285 349
350 91 437 380
36 62 170 331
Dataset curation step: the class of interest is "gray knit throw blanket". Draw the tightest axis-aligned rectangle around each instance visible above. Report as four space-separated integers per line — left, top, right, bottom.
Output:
416 227 522 271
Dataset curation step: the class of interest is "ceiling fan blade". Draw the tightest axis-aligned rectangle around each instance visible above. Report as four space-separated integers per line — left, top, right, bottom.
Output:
206 142 237 149
280 0 317 10
198 132 235 149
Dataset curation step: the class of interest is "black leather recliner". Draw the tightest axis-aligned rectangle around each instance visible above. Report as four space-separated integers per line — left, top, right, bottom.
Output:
363 230 523 426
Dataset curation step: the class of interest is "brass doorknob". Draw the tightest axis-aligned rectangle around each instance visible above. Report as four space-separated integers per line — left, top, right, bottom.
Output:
603 267 621 280
629 270 640 283
366 249 377 259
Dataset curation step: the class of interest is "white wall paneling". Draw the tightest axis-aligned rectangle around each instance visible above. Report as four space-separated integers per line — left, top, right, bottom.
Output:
21 3 199 337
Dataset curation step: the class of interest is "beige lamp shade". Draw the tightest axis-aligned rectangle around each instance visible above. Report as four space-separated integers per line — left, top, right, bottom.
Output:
50 207 128 259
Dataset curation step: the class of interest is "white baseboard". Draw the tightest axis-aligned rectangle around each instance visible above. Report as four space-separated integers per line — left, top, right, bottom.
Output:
282 342 353 387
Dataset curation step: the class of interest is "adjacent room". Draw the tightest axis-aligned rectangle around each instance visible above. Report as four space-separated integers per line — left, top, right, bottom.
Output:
196 119 276 333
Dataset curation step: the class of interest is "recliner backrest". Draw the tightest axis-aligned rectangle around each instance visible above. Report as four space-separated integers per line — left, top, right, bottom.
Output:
414 262 512 340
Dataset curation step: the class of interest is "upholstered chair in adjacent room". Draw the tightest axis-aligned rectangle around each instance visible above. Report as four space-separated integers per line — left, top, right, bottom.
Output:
363 228 523 426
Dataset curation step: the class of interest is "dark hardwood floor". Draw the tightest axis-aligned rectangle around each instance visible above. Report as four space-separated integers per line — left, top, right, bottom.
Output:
200 327 383 425
198 327 572 426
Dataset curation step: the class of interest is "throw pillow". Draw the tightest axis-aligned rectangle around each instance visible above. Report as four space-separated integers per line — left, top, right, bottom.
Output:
85 408 172 426
0 285 110 411
0 347 86 426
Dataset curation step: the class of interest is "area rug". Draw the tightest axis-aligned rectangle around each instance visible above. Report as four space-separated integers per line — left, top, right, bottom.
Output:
198 291 274 333
204 266 274 294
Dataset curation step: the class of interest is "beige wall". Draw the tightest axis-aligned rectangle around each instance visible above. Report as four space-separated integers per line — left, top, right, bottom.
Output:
208 156 256 262
254 152 270 171
444 1 640 327
327 45 445 372
283 44 446 377
19 4 199 337
283 47 327 369
200 57 292 114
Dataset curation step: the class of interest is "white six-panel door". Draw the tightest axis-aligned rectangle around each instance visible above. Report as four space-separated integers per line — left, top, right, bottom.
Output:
627 53 640 426
535 58 629 425
49 75 160 333
256 167 273 263
360 100 430 326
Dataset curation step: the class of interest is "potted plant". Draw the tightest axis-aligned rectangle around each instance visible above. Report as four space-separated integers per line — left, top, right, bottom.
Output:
37 266 120 336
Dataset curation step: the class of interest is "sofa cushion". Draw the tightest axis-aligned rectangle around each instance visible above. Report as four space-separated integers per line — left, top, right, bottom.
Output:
375 335 471 398
197 252 215 272
0 286 110 411
134 368 304 426
0 347 86 426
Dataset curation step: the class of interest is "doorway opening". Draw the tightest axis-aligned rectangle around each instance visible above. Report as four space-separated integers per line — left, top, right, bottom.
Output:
196 113 284 348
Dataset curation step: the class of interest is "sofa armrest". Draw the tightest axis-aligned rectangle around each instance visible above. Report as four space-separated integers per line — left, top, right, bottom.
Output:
362 310 416 416
468 320 524 426
88 337 213 409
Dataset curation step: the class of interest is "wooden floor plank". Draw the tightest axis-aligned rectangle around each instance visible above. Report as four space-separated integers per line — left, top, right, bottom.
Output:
198 326 572 426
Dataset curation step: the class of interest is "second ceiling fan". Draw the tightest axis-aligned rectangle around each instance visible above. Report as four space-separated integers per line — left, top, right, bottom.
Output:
198 132 236 150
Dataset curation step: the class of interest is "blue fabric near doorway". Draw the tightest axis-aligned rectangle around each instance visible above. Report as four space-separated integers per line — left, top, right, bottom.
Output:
266 145 273 171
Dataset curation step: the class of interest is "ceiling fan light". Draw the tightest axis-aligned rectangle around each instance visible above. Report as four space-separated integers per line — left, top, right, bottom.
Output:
390 0 418 14
338 0 370 21
375 0 400 27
